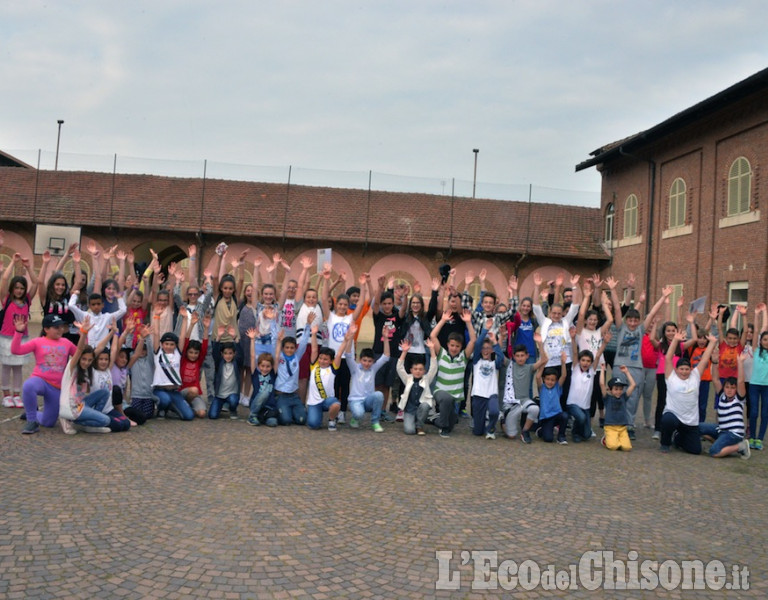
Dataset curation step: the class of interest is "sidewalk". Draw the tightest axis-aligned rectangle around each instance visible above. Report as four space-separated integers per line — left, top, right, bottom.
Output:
0 407 764 598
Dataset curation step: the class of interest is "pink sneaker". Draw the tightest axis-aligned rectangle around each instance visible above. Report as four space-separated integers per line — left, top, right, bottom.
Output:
396 410 404 422
13 396 23 408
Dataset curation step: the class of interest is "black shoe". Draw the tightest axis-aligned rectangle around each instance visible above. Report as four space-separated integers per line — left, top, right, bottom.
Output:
20 412 27 421
22 421 39 435
439 428 450 438
628 428 636 441
599 417 605 428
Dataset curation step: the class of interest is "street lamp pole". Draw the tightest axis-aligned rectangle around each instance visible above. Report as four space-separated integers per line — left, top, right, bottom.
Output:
55 119 64 171
472 148 479 199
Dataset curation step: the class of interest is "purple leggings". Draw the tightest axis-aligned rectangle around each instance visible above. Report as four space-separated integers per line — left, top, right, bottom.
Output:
22 377 61 426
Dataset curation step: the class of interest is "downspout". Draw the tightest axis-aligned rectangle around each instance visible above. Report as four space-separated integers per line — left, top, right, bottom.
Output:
618 146 656 304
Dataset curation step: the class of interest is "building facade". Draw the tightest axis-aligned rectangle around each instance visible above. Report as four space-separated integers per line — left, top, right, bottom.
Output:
577 67 768 320
0 166 607 332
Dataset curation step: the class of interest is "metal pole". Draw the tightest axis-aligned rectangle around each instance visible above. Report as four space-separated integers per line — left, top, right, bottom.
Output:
472 148 479 198
54 120 64 170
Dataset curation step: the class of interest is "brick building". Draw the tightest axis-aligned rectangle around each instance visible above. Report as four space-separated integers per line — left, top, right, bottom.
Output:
576 66 768 321
0 165 607 332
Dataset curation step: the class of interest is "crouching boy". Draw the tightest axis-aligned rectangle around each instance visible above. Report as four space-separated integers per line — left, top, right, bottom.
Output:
396 338 438 435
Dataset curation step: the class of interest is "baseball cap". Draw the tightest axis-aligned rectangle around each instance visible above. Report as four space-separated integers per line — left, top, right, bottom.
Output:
607 377 627 388
42 314 66 328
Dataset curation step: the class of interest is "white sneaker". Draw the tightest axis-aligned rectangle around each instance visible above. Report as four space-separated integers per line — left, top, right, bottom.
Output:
13 396 23 408
239 394 250 407
652 431 660 440
59 417 78 435
485 432 496 440
337 411 345 424
739 438 751 460
2 395 14 407
395 410 404 422
83 426 111 434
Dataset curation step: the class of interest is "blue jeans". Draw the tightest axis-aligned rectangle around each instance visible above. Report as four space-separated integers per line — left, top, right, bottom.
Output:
306 396 340 429
659 412 701 454
277 392 306 425
154 388 195 421
567 404 592 441
698 380 711 423
348 392 384 424
749 383 768 441
209 393 239 419
73 389 111 427
471 394 499 435
699 423 743 456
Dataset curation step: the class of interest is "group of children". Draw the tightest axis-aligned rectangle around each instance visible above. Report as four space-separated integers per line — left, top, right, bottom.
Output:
0 231 762 459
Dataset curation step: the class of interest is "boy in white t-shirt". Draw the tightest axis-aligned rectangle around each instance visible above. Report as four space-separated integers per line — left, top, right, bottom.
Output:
306 322 353 431
566 330 608 442
470 328 504 439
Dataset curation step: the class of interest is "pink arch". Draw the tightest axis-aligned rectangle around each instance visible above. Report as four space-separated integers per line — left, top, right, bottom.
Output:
518 266 574 301
0 231 34 260
451 259 507 300
283 249 355 292
204 243 271 282
367 254 432 289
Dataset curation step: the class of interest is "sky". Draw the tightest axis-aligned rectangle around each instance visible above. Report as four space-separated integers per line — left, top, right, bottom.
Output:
1 1 767 206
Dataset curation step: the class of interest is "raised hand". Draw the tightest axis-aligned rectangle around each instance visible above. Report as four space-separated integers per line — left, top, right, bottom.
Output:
300 256 313 269
460 308 473 323
555 272 565 287
508 275 518 294
72 248 81 263
627 272 636 287
400 339 412 353
13 314 27 332
591 273 603 288
179 306 188 319
322 263 332 279
188 245 197 258
87 241 98 256
570 273 580 286
605 276 618 290
253 256 263 268
464 270 475 286
478 269 487 283
431 276 441 291
246 327 257 339
202 314 212 330
127 250 134 263
116 249 127 261
662 285 673 297
358 273 366 285
306 310 316 325
41 250 51 264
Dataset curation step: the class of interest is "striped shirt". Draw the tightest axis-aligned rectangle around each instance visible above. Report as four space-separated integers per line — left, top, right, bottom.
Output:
435 348 467 400
715 392 746 438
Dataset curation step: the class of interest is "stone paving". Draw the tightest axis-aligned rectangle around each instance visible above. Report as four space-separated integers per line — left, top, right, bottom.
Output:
1 403 766 599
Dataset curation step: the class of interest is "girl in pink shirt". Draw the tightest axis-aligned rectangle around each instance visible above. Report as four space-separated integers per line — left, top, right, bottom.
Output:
1 254 39 407
11 314 76 433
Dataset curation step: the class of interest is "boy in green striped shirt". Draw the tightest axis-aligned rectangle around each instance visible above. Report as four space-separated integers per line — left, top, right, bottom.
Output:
430 308 477 437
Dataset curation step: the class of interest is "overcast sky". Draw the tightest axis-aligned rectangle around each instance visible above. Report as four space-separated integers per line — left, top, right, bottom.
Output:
2 1 766 205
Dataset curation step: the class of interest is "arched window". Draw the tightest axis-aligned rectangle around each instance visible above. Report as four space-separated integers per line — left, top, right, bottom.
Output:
604 203 614 244
728 157 752 216
669 178 686 228
623 194 638 238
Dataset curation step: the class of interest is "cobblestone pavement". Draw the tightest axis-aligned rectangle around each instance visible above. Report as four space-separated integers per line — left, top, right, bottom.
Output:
1 404 765 599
